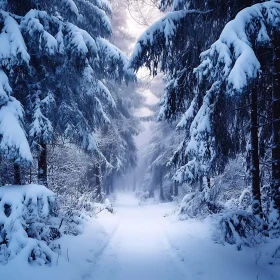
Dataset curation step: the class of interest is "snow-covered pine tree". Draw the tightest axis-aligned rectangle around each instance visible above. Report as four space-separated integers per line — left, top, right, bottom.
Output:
1 0 134 186
0 9 33 184
196 1 280 237
129 0 259 208
130 0 258 119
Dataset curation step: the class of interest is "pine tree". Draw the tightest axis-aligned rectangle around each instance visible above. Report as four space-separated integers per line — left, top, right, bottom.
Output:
270 28 280 237
0 12 33 184
91 0 142 196
129 0 258 199
196 1 280 235
0 0 134 186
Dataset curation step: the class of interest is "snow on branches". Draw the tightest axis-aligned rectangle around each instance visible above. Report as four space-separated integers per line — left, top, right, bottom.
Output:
0 185 59 265
194 0 280 238
0 70 32 165
130 10 191 74
0 11 30 67
0 0 135 167
195 1 280 92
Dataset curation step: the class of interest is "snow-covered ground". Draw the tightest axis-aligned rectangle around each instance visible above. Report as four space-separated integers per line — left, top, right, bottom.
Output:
1 201 119 280
164 216 280 280
2 192 280 280
89 194 187 280
89 193 280 280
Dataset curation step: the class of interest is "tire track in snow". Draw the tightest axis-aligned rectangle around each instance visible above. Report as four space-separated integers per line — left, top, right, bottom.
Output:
82 219 120 280
88 194 191 280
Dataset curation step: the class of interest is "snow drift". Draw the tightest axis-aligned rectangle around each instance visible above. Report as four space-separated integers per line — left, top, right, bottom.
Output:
0 184 60 265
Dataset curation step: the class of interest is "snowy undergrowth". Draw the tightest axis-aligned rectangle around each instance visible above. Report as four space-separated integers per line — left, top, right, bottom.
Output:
214 210 268 250
57 193 114 236
0 184 58 266
0 185 118 280
163 213 280 280
173 191 270 249
1 209 118 280
162 201 280 279
171 156 274 248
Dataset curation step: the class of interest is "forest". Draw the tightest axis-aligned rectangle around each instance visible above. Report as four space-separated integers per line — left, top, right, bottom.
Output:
0 0 280 279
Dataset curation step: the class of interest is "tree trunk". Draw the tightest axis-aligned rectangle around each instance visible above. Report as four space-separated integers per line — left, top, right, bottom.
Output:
133 170 136 192
14 163 21 185
105 177 110 196
170 184 174 197
106 175 113 195
270 31 280 237
198 176 203 192
174 182 178 197
250 83 264 220
207 177 211 189
29 167 32 184
38 142 48 186
159 169 164 201
110 175 114 194
95 162 102 201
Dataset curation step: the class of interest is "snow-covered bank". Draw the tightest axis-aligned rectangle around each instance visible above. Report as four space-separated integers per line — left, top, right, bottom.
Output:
0 185 118 280
0 185 57 266
1 210 118 280
163 216 280 280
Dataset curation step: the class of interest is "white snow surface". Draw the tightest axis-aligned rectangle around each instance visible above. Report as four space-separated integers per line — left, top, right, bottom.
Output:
2 192 280 279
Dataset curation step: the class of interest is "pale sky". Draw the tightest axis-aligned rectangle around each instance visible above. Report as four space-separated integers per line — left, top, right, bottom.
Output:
126 1 162 46
126 8 161 150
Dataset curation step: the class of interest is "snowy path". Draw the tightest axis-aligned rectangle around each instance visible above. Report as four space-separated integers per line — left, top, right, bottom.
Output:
87 193 280 280
89 194 188 280
3 192 279 280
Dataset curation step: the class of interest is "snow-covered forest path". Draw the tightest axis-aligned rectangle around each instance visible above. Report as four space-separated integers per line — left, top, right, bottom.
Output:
85 193 280 280
89 194 188 280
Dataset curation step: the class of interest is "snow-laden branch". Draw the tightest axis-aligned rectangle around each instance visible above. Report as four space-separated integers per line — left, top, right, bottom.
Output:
0 70 33 164
0 11 30 67
195 1 280 92
129 9 212 72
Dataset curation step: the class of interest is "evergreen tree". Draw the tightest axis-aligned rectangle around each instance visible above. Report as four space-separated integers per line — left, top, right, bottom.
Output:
129 0 260 209
196 1 280 235
0 10 33 184
0 0 134 186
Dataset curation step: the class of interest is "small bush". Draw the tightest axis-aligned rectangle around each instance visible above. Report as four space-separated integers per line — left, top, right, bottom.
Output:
215 210 267 250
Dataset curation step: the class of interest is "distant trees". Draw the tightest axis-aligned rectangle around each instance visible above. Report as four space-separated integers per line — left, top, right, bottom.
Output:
142 117 183 200
82 0 143 199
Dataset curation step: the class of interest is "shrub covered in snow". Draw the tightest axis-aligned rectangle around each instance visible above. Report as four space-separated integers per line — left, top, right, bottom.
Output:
0 184 60 265
214 210 267 250
175 188 225 220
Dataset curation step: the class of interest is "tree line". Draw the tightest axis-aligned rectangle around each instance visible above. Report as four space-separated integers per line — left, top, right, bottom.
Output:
0 0 141 202
130 0 280 239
